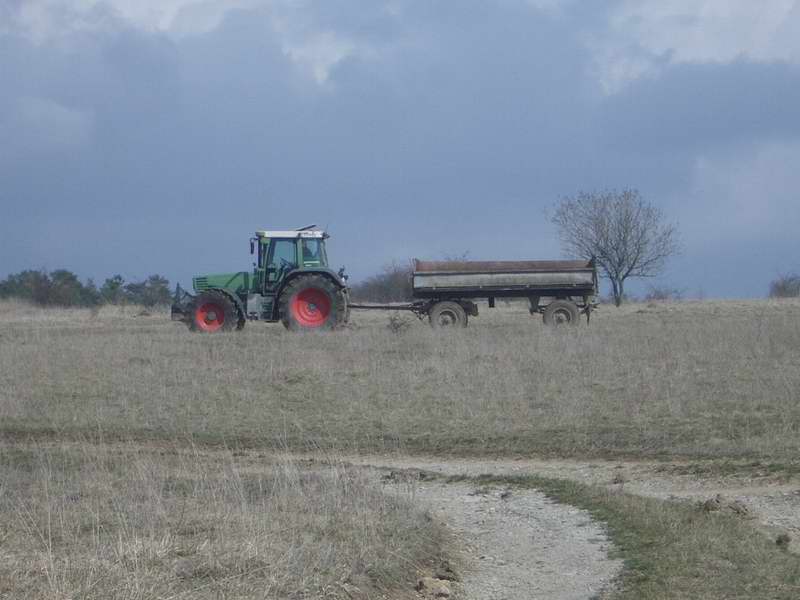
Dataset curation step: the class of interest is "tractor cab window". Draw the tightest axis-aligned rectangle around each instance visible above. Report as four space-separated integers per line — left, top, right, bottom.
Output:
267 239 297 282
302 239 324 267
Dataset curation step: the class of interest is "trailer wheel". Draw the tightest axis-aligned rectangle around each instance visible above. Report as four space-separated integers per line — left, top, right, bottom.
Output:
190 290 238 333
542 300 579 327
279 275 347 331
429 301 468 329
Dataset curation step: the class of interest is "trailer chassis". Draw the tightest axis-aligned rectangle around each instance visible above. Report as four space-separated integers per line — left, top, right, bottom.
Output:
348 299 479 321
350 295 596 326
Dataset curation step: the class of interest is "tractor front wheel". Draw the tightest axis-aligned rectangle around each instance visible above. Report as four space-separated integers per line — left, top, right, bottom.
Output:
279 275 347 331
190 290 239 333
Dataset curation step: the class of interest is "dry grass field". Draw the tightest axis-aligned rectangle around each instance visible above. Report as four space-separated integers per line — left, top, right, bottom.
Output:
0 443 446 599
2 297 800 599
2 298 799 458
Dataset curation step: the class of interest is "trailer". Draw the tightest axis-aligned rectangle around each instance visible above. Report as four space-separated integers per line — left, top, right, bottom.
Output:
350 258 598 327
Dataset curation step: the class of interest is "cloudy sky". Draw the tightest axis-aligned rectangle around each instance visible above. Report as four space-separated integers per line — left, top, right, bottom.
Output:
1 0 799 298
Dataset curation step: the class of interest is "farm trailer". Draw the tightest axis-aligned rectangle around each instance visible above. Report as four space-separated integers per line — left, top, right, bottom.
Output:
171 228 598 332
351 259 598 327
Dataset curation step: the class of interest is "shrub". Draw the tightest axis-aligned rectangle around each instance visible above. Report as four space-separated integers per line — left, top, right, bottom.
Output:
0 270 171 307
0 270 52 305
386 312 413 334
351 261 413 302
769 273 800 298
123 274 172 307
0 269 100 307
100 274 127 304
644 285 685 302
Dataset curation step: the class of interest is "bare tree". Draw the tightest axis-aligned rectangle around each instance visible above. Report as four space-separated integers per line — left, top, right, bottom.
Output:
552 189 679 306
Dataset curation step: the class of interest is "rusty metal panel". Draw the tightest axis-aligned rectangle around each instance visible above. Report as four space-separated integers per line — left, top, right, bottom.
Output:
413 259 593 273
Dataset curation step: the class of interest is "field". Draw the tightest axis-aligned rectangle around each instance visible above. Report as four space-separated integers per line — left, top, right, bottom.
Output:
3 298 800 458
2 298 800 598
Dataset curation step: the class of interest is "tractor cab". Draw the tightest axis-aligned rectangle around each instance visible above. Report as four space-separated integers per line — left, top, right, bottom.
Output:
252 229 329 288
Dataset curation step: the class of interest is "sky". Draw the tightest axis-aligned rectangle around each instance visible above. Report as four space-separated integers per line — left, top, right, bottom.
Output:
1 0 799 298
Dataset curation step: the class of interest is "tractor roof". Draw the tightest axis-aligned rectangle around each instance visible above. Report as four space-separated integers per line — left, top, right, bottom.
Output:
255 230 326 239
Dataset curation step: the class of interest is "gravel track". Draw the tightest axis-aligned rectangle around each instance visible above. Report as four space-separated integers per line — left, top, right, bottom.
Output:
408 480 620 599
362 460 623 600
358 455 800 556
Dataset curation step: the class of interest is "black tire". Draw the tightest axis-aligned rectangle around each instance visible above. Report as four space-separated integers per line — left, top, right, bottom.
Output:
279 275 347 331
189 290 238 333
542 300 580 326
428 301 468 329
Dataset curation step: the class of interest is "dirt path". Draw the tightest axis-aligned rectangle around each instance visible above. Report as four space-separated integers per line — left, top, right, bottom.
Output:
378 472 622 600
355 456 800 555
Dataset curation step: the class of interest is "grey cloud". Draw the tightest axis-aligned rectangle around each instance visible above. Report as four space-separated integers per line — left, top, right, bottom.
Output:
0 1 797 296
599 60 800 153
0 96 93 160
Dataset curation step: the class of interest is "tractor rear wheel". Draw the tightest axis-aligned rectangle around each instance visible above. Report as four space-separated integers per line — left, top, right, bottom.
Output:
542 299 579 327
429 301 468 329
279 275 347 331
190 290 238 333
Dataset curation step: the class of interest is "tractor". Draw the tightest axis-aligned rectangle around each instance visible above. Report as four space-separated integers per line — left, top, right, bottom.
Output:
172 227 349 332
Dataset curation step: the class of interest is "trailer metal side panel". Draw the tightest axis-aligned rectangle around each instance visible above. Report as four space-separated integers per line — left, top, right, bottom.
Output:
411 258 597 298
413 270 595 292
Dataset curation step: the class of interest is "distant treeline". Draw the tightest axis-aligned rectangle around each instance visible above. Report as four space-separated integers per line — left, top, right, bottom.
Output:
350 261 413 303
0 270 172 307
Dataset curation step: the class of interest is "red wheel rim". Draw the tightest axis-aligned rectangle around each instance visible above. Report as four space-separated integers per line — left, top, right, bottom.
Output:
195 302 225 332
291 288 331 327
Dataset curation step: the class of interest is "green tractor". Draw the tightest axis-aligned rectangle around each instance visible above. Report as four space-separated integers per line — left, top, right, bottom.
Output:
172 227 349 332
